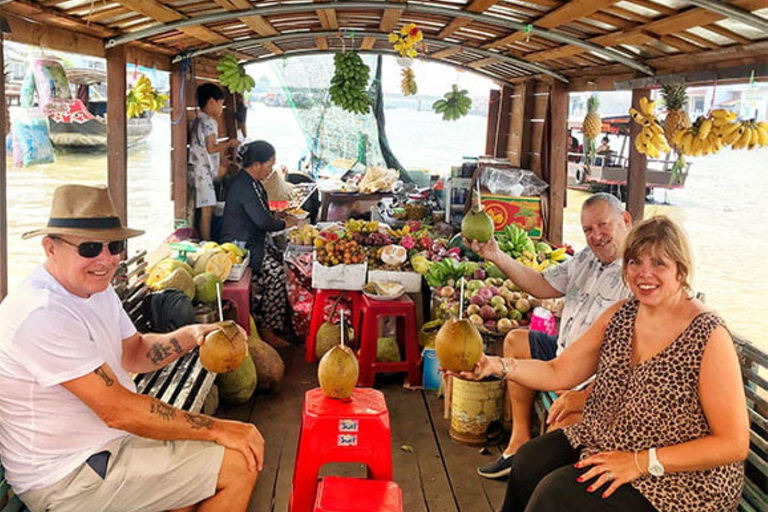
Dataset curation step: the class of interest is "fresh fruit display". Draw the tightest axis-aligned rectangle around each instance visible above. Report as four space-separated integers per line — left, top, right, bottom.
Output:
425 258 478 288
401 68 417 96
715 116 768 150
672 115 721 157
329 52 371 115
288 225 319 246
126 75 168 118
496 225 536 259
582 94 602 162
433 85 472 121
629 97 671 158
217 54 255 94
344 219 380 234
661 83 691 150
461 204 494 243
314 232 366 266
435 317 483 372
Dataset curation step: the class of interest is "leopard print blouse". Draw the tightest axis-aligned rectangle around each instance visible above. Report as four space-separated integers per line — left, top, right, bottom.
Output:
563 299 744 512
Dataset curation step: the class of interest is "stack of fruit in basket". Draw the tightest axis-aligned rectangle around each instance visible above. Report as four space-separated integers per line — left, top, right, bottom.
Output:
433 277 544 335
314 230 366 266
288 225 319 247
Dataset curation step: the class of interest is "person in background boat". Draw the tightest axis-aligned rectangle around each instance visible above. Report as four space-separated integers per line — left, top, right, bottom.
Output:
190 83 240 242
468 193 632 479
220 141 299 348
456 216 748 512
596 136 611 155
0 185 263 512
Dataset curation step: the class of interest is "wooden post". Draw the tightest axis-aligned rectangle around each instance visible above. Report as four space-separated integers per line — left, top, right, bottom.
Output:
547 81 568 245
106 45 127 226
485 89 500 156
170 61 192 227
0 30 7 301
519 81 536 170
627 87 650 221
494 84 513 158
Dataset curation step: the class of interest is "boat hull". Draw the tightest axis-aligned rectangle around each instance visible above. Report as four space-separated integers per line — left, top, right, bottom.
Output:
49 117 152 149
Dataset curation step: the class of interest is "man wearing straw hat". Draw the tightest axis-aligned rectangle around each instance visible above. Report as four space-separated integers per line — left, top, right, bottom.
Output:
0 185 263 512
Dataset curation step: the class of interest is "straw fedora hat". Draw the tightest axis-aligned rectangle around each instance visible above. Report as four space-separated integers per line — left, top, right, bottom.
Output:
22 185 144 241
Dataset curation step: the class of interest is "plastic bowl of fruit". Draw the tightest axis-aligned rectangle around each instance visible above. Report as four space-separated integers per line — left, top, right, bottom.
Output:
362 282 405 301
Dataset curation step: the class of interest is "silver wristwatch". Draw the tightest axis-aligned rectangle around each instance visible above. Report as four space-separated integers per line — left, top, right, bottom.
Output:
648 447 665 477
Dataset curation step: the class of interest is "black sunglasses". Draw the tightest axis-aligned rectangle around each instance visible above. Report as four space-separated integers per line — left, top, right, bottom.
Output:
52 237 126 258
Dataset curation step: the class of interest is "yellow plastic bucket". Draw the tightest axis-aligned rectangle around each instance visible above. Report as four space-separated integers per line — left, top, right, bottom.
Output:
449 376 505 445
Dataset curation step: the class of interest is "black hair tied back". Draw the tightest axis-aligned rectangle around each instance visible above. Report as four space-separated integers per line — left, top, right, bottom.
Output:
241 140 276 168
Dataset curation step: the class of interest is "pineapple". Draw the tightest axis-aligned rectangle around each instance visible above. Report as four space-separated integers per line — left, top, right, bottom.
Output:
661 83 690 150
582 95 601 163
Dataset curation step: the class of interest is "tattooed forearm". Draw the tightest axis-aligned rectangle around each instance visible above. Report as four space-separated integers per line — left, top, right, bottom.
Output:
184 413 214 430
170 337 183 354
94 367 114 386
150 398 176 421
147 342 172 365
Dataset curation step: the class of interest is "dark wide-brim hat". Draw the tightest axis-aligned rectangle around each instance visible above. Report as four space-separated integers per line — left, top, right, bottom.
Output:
22 185 145 241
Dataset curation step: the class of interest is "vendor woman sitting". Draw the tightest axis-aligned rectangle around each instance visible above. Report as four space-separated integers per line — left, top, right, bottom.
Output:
221 141 298 347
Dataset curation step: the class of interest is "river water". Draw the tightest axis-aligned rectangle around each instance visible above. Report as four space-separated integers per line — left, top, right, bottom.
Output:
4 106 766 350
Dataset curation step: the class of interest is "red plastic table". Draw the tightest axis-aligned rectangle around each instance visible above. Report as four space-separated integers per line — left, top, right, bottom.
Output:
222 267 252 335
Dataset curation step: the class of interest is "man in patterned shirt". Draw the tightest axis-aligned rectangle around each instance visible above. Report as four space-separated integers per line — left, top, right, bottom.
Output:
471 193 632 479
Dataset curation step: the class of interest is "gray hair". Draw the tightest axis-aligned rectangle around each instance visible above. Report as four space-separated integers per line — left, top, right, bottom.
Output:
583 193 625 215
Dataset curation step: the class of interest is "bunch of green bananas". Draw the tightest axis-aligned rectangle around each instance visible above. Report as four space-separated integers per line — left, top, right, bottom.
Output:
126 75 168 118
496 224 535 259
433 85 472 121
328 52 371 115
401 68 417 96
217 54 255 94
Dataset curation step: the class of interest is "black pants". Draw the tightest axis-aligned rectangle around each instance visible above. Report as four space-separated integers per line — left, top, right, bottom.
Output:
502 430 659 512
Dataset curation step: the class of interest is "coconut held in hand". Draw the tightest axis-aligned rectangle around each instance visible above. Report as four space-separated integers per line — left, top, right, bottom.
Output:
461 206 494 243
435 317 483 372
200 320 248 373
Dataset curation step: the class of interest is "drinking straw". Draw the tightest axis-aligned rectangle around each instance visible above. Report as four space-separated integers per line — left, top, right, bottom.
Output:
340 309 346 347
459 277 465 320
215 282 224 322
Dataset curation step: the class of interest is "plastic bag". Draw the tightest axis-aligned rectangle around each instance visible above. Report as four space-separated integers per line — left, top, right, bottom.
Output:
479 167 547 197
12 108 55 167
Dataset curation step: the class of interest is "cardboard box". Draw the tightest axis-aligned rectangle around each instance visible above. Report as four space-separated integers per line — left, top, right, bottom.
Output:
480 194 543 239
312 260 368 290
368 269 422 293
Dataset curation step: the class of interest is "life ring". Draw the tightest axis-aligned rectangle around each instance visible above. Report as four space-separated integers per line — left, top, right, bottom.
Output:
575 167 586 184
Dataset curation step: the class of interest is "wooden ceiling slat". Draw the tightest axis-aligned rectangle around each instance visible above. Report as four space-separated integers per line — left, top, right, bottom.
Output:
589 11 638 30
678 31 721 50
315 36 329 50
262 41 284 55
535 0 621 29
209 0 280 38
466 0 501 13
659 35 701 53
601 6 651 24
114 0 230 44
438 17 472 38
379 5 404 33
360 36 376 50
702 24 750 45
430 47 463 59
469 55 504 68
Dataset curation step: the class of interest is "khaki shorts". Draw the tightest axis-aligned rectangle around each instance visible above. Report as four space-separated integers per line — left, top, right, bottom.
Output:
20 435 225 512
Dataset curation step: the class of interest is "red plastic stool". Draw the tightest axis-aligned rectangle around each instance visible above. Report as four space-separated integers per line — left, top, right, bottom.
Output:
289 388 392 512
357 294 421 387
306 289 363 362
314 477 403 512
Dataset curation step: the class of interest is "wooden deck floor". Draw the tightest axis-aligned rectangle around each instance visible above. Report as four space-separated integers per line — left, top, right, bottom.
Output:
216 346 508 512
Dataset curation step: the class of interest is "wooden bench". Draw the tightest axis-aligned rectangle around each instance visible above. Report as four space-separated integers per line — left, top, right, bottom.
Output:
533 336 767 512
0 251 215 511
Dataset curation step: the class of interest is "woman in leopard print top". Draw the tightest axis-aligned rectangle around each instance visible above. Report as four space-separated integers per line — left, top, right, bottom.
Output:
458 216 748 512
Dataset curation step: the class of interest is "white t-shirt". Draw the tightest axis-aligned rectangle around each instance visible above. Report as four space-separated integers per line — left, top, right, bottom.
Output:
0 266 137 494
543 248 630 355
189 111 221 208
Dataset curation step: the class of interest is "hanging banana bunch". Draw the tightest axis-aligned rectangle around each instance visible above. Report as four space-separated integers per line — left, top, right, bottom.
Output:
710 110 768 150
217 54 256 94
432 84 471 121
328 51 371 115
126 74 168 118
401 68 417 96
629 97 670 158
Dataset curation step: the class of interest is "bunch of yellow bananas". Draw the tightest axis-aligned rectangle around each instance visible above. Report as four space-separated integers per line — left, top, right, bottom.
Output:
672 115 722 157
217 54 256 94
629 97 670 158
401 68 417 96
549 247 567 263
719 118 768 150
516 251 550 272
345 219 380 234
126 75 168 118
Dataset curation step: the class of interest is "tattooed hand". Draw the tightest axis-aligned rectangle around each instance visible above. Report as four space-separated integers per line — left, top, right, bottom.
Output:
213 419 266 473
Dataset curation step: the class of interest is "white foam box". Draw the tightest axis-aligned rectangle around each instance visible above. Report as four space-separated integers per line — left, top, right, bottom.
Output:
312 260 368 290
226 251 250 281
368 269 423 293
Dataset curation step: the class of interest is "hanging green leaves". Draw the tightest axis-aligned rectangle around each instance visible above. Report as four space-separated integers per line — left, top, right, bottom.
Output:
329 52 371 115
433 85 471 121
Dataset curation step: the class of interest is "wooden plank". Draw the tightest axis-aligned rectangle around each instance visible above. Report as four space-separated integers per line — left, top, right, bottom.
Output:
438 17 472 39
536 0 621 29
602 6 651 24
482 31 527 50
170 60 192 226
590 10 640 29
519 81 537 170
495 84 513 158
625 0 677 16
659 35 701 53
430 47 463 59
466 0 501 13
106 45 128 228
263 41 284 55
547 80 567 245
315 36 329 50
469 56 504 68
626 87 650 221
380 0 406 32
678 31 720 50
703 23 750 45
525 44 583 63
423 389 506 511
115 0 230 45
0 31 6 302
210 0 280 36
486 89 501 156
360 36 377 51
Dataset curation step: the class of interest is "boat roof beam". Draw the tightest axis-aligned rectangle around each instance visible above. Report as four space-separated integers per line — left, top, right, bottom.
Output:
104 1 655 76
683 0 768 33
172 30 570 83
